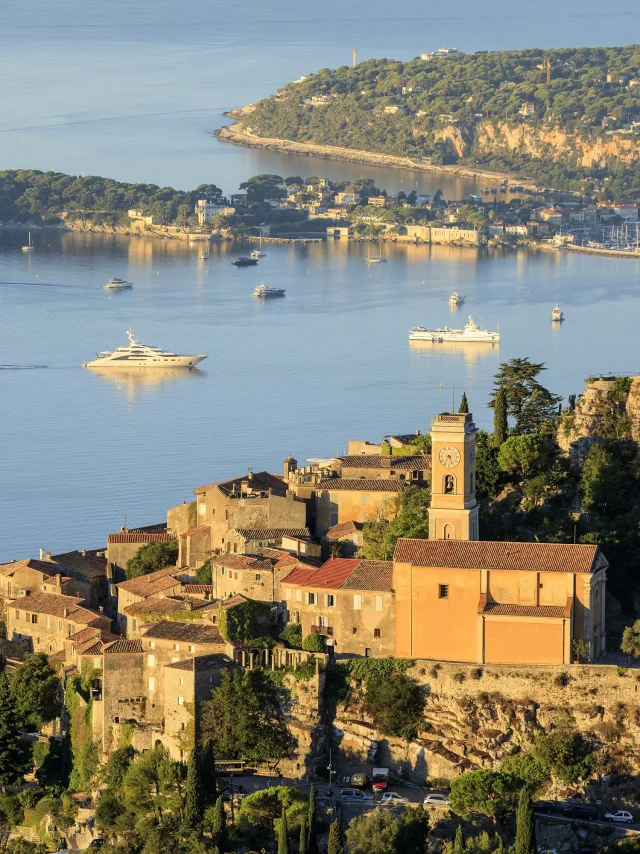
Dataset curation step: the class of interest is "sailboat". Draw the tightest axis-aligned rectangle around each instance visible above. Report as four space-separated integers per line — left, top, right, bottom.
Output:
366 236 387 264
251 235 267 259
21 232 34 252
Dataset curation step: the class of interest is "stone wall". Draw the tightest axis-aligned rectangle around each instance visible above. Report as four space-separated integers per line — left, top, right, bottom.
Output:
558 376 640 452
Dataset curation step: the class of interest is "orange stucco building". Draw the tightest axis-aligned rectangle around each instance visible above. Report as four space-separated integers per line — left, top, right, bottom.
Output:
394 412 607 665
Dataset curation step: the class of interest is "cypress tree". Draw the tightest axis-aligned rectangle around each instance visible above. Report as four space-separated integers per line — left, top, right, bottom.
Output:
278 806 289 854
307 784 318 854
201 738 217 806
459 392 469 414
211 795 227 851
299 816 307 854
0 670 28 786
493 384 508 447
514 788 536 854
327 820 343 854
453 824 465 854
183 746 204 827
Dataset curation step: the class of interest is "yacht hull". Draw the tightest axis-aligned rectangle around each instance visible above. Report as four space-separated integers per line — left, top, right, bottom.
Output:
85 355 207 368
409 329 499 343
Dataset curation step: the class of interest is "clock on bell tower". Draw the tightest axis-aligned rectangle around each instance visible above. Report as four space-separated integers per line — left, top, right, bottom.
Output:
428 411 479 541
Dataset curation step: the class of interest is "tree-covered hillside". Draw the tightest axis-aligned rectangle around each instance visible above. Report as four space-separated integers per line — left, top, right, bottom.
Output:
244 45 640 197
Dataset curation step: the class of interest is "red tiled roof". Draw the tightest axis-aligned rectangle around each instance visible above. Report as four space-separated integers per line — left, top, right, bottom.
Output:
283 558 361 589
52 550 107 579
181 526 210 537
325 521 364 539
0 558 62 578
116 566 182 596
394 539 602 574
214 555 268 570
341 561 393 592
107 532 174 544
338 455 431 471
11 592 106 626
194 471 285 497
182 584 213 594
317 479 405 492
104 639 144 654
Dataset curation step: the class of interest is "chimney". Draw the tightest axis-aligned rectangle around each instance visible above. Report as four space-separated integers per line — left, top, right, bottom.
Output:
247 468 253 481
45 550 51 560
39 548 44 560
63 607 69 618
81 550 86 557
56 574 62 590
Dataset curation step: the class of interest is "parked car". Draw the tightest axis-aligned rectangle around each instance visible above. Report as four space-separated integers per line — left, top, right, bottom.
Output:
381 792 409 806
604 811 634 824
534 801 556 814
349 773 369 789
423 793 450 807
562 804 597 820
340 789 373 802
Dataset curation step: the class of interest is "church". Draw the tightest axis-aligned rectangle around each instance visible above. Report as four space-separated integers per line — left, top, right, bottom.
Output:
393 411 608 665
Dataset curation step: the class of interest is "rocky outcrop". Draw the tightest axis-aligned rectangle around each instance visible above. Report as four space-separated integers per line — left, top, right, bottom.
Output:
558 376 640 452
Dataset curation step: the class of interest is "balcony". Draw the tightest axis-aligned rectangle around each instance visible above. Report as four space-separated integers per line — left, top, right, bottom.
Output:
311 625 333 636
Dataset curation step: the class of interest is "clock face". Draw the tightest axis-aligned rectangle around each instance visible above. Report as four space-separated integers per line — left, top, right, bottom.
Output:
438 446 461 468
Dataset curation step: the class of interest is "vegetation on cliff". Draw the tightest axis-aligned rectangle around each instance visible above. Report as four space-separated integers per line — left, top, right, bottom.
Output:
244 45 640 197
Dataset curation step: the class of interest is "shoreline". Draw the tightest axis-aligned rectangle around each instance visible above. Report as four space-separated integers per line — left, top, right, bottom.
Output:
215 122 541 192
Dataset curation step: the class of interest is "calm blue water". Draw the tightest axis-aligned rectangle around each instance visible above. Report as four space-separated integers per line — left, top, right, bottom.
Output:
2 0 640 558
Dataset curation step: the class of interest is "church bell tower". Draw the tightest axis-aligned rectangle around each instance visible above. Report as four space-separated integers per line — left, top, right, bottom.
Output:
428 411 479 541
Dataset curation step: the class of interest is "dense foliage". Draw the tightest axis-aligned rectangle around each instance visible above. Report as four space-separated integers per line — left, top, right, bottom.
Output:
218 599 272 644
246 46 640 196
126 540 178 579
364 670 425 741
345 807 429 854
10 653 60 731
363 484 431 559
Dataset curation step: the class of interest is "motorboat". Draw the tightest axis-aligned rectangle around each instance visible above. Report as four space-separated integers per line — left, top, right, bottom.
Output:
103 277 133 290
449 292 465 306
21 232 34 252
232 257 259 267
251 249 266 259
83 330 207 368
200 252 210 260
409 315 499 343
253 283 285 299
551 304 564 322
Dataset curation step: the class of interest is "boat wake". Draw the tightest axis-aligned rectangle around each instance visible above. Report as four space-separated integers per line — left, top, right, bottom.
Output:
0 364 48 370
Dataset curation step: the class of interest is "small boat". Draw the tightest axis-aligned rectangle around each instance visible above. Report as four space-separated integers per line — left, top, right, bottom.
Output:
232 257 259 267
253 283 286 299
366 237 387 264
251 249 266 259
551 304 564 322
409 315 499 343
103 277 133 290
21 232 34 252
200 252 210 260
449 292 465 306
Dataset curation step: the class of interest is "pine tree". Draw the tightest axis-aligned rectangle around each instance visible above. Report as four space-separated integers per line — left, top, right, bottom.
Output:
201 738 217 806
514 788 536 854
307 784 318 854
0 670 28 785
183 746 204 827
299 816 307 854
453 824 465 854
493 384 508 447
327 820 343 854
459 392 469 413
278 806 289 854
210 795 227 851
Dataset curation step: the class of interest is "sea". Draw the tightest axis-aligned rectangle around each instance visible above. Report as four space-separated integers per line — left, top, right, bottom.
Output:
1 0 640 558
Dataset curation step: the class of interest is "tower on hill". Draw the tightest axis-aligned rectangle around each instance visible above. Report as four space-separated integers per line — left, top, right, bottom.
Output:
428 411 479 541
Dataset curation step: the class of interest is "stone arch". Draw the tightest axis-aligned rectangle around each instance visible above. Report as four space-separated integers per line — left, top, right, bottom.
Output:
443 523 455 540
443 474 456 494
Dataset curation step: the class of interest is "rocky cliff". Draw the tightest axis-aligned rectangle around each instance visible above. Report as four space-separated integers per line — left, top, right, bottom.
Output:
558 376 640 452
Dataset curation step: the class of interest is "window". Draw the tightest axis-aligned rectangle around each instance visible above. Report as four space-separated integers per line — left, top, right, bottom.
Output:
171 657 180 663
470 472 475 492
7 582 11 596
285 588 291 601
147 654 156 667
374 595 383 612
295 589 302 602
180 677 184 686
173 643 180 651
31 614 38 624
353 594 362 610
148 676 156 691
361 494 368 505
374 628 381 638
444 474 455 494
221 567 226 576
352 627 358 634
45 616 50 628
307 592 315 605
58 620 63 633
255 573 261 581
326 594 335 607
318 616 326 628
149 641 156 649
188 645 195 653
181 722 186 731
439 584 449 599
132 619 137 632
14 610 19 621
178 696 184 706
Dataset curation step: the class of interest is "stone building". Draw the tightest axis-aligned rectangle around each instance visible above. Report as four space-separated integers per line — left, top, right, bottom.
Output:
393 411 608 665
282 557 395 658
322 521 364 557
224 528 318 557
315 478 405 531
211 548 317 603
115 566 192 635
7 592 112 654
336 454 431 483
122 595 218 639
106 529 175 613
0 551 107 610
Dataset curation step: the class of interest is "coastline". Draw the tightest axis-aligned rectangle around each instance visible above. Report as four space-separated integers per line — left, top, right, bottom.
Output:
215 121 540 192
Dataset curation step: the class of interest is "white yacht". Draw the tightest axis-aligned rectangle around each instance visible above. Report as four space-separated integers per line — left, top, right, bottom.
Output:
21 232 34 252
253 283 285 299
551 304 564 322
83 330 207 368
103 277 133 290
449 292 465 306
250 249 266 259
409 315 499 343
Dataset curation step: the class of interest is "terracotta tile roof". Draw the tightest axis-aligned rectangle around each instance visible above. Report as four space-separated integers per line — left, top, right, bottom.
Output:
124 597 217 617
11 592 106 625
104 639 144 654
52 550 107 579
385 433 423 444
214 555 266 570
181 526 210 537
77 641 104 656
220 594 250 608
232 528 311 540
165 653 234 671
317 479 405 492
141 621 225 644
69 627 118 647
341 561 393 592
116 566 181 596
283 558 361 589
338 455 431 471
194 471 286 497
182 584 214 594
393 539 602 574
0 558 62 578
481 600 571 618
325 521 364 539
107 532 174 544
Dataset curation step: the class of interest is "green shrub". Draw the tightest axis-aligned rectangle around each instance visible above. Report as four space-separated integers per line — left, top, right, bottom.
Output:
280 623 303 649
554 672 570 687
302 633 325 653
617 666 629 677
